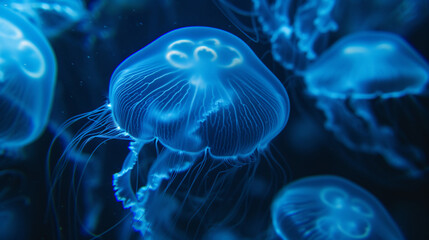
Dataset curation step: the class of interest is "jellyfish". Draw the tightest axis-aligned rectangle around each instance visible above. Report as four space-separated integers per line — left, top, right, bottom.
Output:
0 6 56 151
111 26 290 235
271 175 405 240
54 26 289 236
268 0 338 60
303 31 429 176
2 0 88 38
217 0 429 74
215 0 338 72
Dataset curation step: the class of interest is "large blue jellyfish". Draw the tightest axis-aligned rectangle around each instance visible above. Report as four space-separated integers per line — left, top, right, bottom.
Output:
272 175 405 240
2 0 88 38
304 31 429 176
59 26 289 236
0 6 56 151
216 0 338 72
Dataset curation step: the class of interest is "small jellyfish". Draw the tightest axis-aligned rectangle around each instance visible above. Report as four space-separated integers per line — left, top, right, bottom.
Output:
2 0 88 38
215 0 338 72
0 6 56 151
271 175 405 240
56 26 289 236
288 0 338 59
304 31 429 176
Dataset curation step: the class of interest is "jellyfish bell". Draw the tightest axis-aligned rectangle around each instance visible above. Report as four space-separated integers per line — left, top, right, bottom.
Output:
109 26 289 157
305 31 429 100
0 6 56 151
271 175 405 240
2 0 88 38
303 31 429 176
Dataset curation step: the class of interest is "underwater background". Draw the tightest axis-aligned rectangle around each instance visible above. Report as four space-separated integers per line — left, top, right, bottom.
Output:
1 0 429 239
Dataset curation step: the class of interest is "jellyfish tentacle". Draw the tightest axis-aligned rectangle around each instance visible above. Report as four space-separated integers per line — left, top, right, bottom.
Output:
145 148 197 191
113 143 197 234
113 141 143 209
113 141 154 235
350 99 423 175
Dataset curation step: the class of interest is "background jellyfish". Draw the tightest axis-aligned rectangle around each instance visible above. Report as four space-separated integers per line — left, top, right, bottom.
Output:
304 31 429 176
272 175 405 240
2 0 88 38
58 26 289 237
0 6 56 152
257 0 338 60
19 0 427 238
215 0 429 74
215 0 338 72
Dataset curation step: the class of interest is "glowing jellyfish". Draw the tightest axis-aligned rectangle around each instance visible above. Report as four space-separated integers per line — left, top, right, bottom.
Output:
2 0 88 38
0 6 56 150
304 31 429 175
111 26 289 235
272 175 405 240
58 26 289 236
216 0 338 72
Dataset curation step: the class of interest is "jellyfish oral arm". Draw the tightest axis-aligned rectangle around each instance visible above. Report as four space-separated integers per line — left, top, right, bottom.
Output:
113 141 142 209
113 141 197 234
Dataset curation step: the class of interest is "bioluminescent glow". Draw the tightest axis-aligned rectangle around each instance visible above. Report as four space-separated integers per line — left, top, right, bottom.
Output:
58 26 289 237
111 26 289 236
0 6 56 150
305 31 429 99
304 31 429 176
216 0 338 72
272 175 404 240
2 0 87 38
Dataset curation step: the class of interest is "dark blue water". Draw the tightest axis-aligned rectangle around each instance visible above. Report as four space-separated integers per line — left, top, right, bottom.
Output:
1 0 428 239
